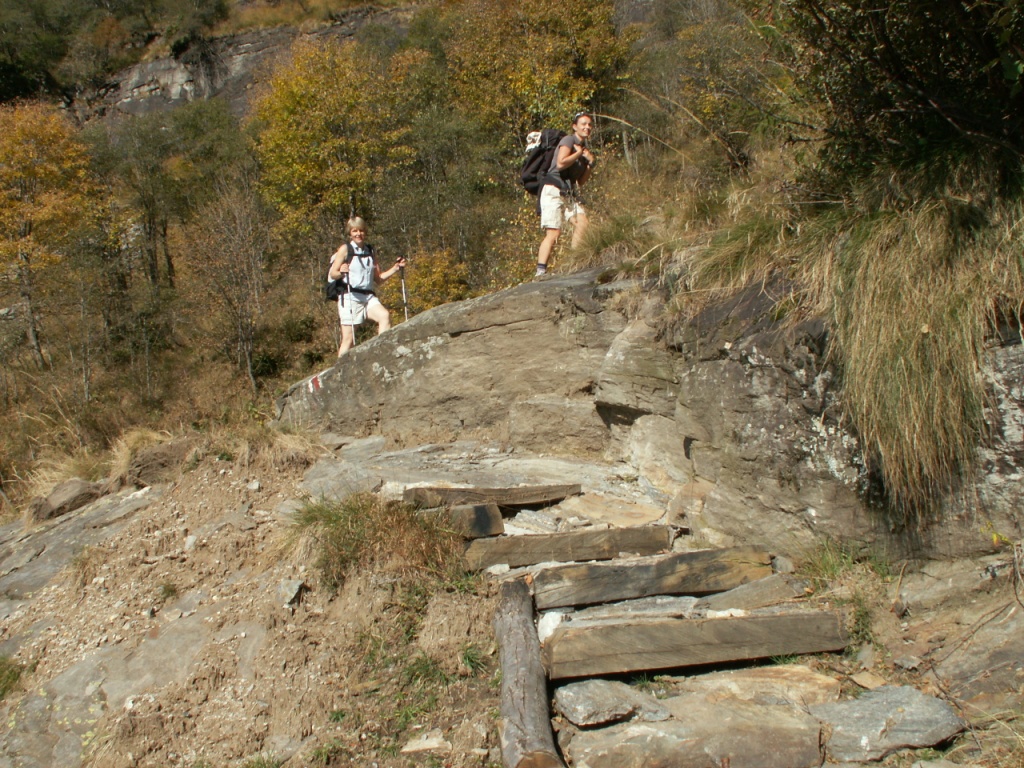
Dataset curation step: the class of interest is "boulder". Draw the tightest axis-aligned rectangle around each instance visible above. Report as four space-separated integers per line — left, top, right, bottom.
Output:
276 270 628 445
810 685 965 763
553 679 669 727
28 478 103 522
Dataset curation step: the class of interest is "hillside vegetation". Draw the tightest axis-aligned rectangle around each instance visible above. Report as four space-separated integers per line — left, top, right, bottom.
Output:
2 0 1024 527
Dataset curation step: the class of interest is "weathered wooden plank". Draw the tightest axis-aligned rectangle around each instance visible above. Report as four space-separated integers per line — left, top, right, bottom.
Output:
464 526 672 570
494 579 565 768
532 546 772 610
420 504 504 539
404 484 582 509
699 572 809 612
543 612 847 680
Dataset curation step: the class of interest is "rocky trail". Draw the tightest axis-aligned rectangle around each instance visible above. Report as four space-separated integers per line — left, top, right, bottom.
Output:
2 269 1024 767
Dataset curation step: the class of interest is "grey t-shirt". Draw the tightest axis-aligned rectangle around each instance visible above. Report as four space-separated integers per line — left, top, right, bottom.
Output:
547 134 590 188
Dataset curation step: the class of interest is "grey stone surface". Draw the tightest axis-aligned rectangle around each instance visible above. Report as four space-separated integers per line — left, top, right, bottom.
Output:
70 7 406 120
664 664 841 707
932 597 1024 710
276 269 628 446
567 697 822 768
810 685 965 763
28 478 104 521
0 487 160 600
275 269 1024 557
595 300 679 419
554 679 669 727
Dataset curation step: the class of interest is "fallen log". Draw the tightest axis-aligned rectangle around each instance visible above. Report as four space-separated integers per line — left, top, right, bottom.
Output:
404 484 581 509
494 579 565 768
420 503 504 539
532 546 771 610
543 611 847 680
464 525 672 570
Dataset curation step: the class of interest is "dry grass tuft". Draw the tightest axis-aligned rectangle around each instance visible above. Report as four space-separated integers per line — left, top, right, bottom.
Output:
292 493 465 591
661 160 1024 524
25 449 109 501
217 422 324 472
105 428 174 483
69 545 106 590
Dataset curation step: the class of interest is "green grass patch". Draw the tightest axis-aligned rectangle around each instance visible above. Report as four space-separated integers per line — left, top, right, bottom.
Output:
0 657 24 701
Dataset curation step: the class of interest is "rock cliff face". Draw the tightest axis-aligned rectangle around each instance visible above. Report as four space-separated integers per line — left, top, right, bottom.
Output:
276 269 1024 559
68 6 411 121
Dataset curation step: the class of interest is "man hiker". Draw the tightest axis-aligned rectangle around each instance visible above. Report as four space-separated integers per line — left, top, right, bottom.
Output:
535 111 596 277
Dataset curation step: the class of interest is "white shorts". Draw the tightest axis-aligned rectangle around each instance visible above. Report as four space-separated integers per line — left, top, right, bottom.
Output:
338 292 381 326
540 184 585 230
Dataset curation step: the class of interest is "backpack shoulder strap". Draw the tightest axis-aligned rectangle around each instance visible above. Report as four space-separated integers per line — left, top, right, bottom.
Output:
344 242 356 263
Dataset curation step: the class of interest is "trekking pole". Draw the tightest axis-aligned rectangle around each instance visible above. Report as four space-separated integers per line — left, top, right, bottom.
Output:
400 265 409 322
346 280 357 348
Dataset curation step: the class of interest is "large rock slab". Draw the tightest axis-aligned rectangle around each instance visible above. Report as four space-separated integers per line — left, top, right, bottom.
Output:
566 697 822 768
665 664 841 707
278 268 1024 558
0 487 160 601
276 270 628 447
810 685 965 763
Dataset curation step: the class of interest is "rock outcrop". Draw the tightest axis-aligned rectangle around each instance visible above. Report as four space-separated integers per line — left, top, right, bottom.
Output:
276 269 1024 558
69 6 412 121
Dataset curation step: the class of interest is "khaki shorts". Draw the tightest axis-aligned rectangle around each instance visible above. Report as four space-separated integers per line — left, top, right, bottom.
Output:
338 292 381 326
539 184 585 230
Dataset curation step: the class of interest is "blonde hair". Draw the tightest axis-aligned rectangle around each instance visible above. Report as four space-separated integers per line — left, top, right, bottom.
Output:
346 216 368 236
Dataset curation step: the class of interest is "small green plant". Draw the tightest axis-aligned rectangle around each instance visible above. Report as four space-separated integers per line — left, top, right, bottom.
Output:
845 591 875 648
402 653 451 688
461 644 486 676
394 694 438 731
632 673 654 692
239 752 282 768
770 654 800 665
378 741 401 758
309 739 349 765
328 709 346 723
158 582 178 601
799 537 858 589
0 657 24 701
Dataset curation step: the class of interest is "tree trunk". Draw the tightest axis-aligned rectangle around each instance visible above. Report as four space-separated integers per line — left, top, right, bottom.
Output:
161 218 175 289
17 249 45 369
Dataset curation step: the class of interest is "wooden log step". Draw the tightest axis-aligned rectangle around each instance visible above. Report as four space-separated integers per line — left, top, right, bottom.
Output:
543 611 847 680
532 546 772 610
494 579 565 768
698 572 809 612
420 504 504 539
404 484 581 509
464 525 672 570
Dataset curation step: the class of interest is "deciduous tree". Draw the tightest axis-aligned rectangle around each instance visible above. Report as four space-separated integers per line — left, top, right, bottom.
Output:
0 101 92 367
444 0 635 139
253 38 414 240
